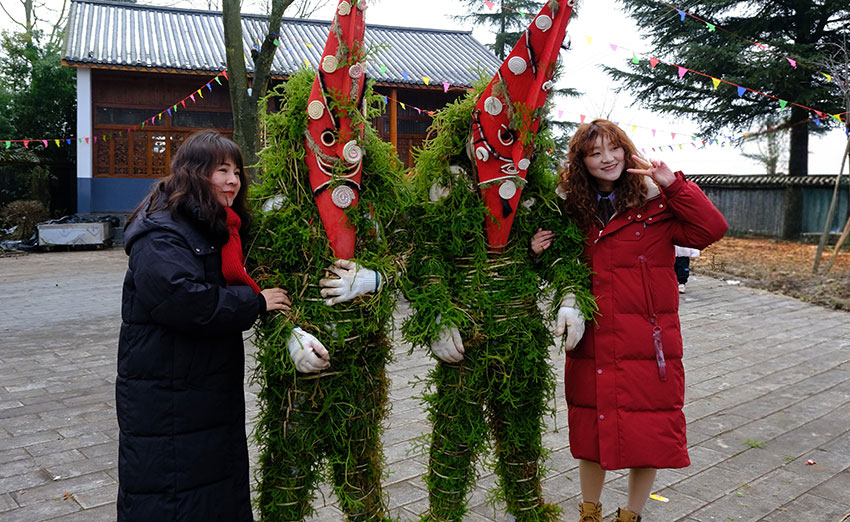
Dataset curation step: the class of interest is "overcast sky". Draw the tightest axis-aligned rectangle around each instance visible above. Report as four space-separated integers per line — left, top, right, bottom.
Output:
2 0 846 175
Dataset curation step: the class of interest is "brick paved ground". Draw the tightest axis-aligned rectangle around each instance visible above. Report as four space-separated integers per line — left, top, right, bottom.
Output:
1 248 849 521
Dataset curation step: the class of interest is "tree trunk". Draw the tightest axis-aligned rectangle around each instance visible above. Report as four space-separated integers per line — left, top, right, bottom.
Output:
788 105 809 176
222 0 292 182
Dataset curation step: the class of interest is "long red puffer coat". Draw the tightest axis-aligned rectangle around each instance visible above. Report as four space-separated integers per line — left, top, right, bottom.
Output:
565 172 727 470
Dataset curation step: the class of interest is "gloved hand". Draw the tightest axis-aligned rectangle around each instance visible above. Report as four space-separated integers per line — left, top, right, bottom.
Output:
555 294 585 351
287 327 330 373
319 259 381 306
430 315 465 363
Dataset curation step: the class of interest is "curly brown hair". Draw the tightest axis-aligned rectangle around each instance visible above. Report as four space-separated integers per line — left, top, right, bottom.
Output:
557 119 648 231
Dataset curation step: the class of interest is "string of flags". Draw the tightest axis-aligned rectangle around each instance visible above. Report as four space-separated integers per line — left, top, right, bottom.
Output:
657 1 841 86
583 34 847 126
1 71 229 151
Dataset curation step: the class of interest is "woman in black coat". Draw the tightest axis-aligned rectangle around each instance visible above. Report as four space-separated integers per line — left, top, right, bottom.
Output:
116 131 290 521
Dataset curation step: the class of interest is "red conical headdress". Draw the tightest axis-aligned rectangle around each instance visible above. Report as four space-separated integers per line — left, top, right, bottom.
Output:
304 0 368 259
470 0 575 252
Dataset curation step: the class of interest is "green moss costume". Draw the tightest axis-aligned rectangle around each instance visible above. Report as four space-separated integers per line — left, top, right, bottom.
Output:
247 69 408 522
402 88 595 522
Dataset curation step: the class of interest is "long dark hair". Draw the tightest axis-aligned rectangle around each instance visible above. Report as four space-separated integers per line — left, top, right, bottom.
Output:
557 119 647 231
128 131 250 247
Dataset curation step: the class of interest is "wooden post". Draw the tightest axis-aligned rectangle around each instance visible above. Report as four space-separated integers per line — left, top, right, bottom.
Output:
389 88 398 151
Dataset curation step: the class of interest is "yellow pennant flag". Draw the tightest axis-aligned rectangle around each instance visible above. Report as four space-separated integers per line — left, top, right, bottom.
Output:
400 102 406 110
711 77 721 89
55 139 60 147
422 76 430 86
822 72 832 82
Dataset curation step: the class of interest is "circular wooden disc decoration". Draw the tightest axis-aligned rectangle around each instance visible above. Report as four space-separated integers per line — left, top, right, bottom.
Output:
498 180 517 200
331 185 356 208
535 15 553 32
307 100 325 120
337 1 351 15
342 140 363 164
508 56 527 75
349 63 364 79
517 158 531 170
483 96 503 116
322 55 339 73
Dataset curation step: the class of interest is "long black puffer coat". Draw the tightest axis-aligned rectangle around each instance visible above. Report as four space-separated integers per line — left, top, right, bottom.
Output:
117 203 264 521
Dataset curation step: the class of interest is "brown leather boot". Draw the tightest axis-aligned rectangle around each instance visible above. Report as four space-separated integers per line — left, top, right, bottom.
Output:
578 501 602 522
614 507 642 522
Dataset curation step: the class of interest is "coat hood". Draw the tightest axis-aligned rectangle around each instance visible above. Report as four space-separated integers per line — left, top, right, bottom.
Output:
124 199 216 256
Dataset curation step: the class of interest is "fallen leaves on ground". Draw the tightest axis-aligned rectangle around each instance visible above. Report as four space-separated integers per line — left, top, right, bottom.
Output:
692 237 850 310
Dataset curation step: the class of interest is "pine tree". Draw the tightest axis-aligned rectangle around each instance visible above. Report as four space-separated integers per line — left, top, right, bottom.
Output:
455 0 546 59
608 0 849 175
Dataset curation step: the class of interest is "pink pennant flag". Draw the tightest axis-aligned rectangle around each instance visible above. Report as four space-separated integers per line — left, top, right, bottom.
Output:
190 94 196 103
415 107 421 114
609 44 618 52
649 57 659 70
484 0 495 9
652 129 657 137
23 140 29 149
558 110 564 119
580 114 586 123
677 67 687 79
442 81 450 93
786 57 796 69
671 133 676 139
41 140 47 147
94 136 98 143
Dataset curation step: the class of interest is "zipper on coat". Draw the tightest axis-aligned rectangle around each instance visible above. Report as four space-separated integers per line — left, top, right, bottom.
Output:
638 255 668 382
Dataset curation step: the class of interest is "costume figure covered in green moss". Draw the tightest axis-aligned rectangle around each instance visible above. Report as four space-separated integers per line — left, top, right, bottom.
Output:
402 2 593 520
247 54 408 522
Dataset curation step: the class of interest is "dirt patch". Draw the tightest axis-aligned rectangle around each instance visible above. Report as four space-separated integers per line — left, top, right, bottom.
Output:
692 237 850 311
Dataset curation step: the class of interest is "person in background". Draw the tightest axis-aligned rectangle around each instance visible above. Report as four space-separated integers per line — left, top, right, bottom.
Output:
531 119 727 522
674 245 700 293
116 130 291 521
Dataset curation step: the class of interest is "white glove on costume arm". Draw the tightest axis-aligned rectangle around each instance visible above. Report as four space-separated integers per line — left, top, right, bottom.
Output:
555 293 585 351
320 259 381 306
430 315 465 363
287 327 330 373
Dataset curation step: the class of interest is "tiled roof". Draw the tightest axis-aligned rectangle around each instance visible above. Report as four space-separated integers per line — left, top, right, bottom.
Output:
689 174 848 187
62 0 502 88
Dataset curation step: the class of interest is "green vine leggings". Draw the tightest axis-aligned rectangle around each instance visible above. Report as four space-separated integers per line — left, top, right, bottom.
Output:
422 331 558 522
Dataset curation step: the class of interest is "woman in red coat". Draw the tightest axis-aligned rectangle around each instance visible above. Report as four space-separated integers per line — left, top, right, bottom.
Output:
531 119 727 522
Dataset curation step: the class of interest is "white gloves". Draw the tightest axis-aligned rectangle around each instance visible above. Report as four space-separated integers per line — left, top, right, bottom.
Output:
430 315 465 363
319 259 382 306
555 294 585 351
287 327 330 373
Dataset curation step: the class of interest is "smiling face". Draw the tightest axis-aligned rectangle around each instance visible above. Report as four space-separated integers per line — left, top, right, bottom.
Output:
209 160 241 207
583 136 625 192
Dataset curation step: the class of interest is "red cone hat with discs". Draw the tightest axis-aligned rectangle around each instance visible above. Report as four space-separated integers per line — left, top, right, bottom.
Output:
304 0 368 259
470 0 576 252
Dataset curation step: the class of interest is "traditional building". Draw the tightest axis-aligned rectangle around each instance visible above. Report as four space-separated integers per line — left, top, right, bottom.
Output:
62 0 500 213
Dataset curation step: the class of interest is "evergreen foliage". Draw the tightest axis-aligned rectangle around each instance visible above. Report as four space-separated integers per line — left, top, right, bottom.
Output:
0 30 75 209
608 0 848 174
402 84 594 521
454 0 546 59
247 68 409 521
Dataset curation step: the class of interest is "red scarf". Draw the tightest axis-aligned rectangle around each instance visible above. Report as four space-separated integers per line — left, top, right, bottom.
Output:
221 207 260 293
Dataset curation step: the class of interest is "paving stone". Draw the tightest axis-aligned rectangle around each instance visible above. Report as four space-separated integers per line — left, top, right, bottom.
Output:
10 472 114 507
3 248 850 522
